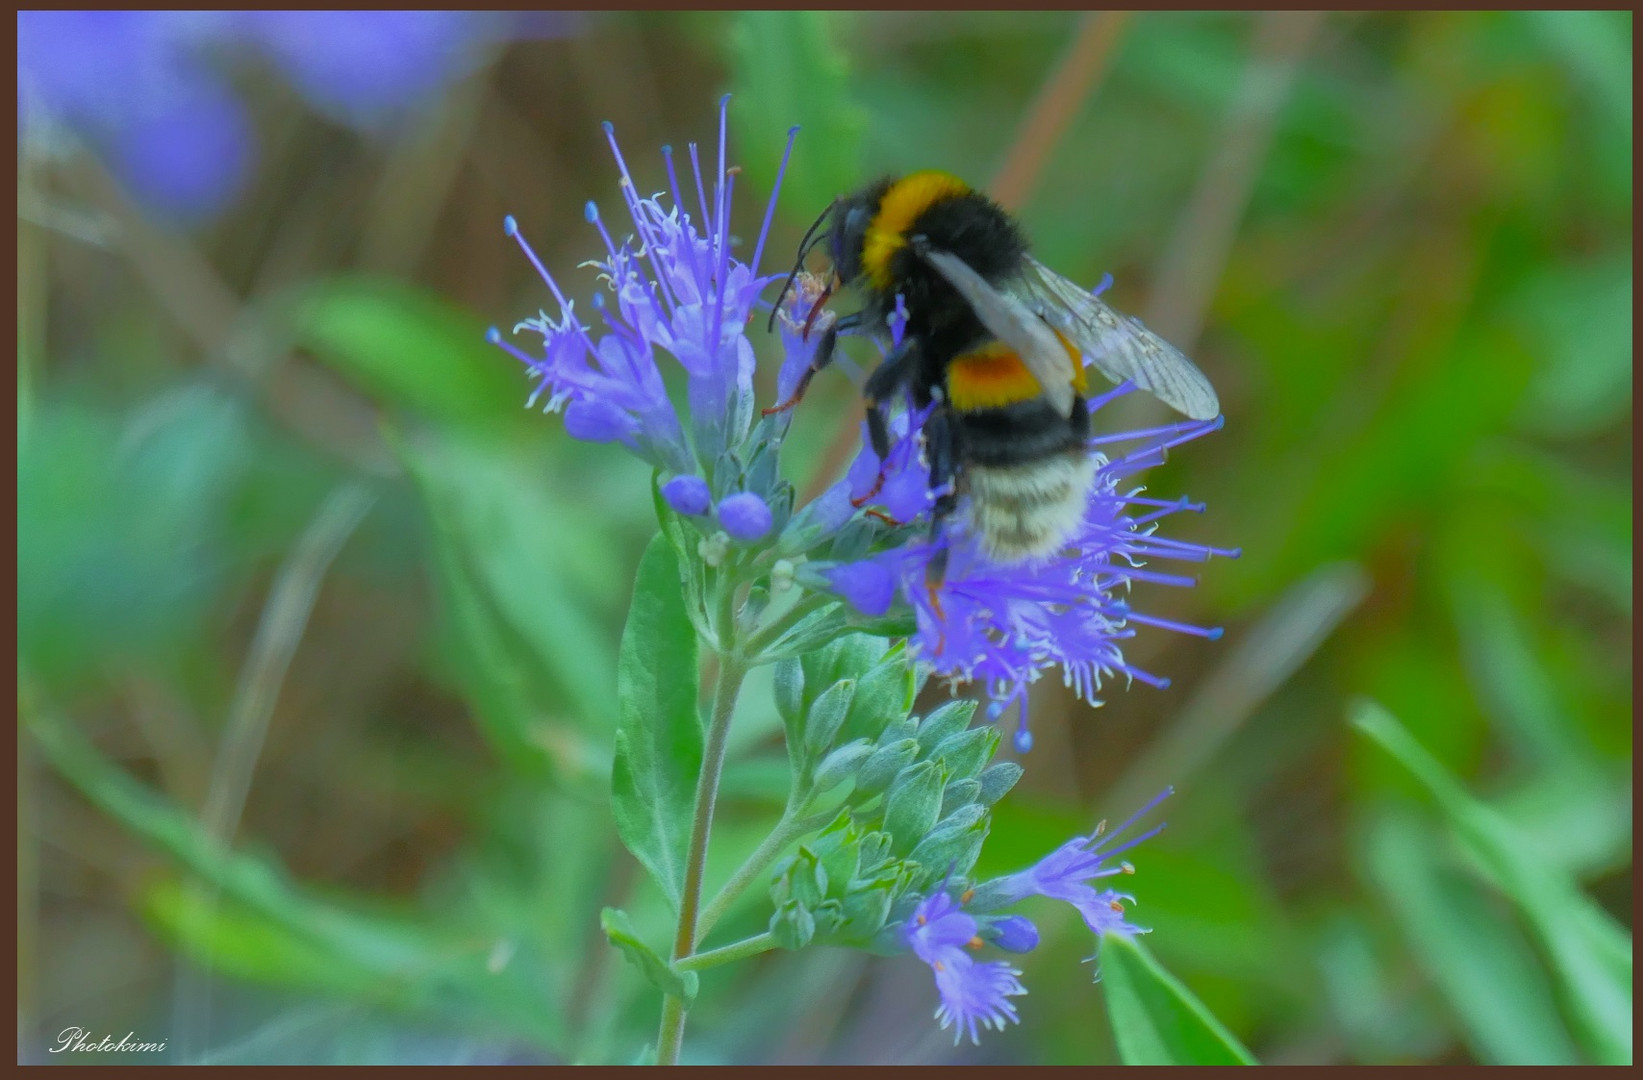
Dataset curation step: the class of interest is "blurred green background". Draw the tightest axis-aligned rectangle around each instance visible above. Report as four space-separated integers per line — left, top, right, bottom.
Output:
17 10 1631 1065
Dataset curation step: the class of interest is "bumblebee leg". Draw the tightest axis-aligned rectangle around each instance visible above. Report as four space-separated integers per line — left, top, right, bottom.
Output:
851 336 923 506
762 312 862 416
862 336 921 455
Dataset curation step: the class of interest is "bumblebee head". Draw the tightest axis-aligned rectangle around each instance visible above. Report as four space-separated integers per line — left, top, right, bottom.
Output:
827 184 883 287
767 181 899 334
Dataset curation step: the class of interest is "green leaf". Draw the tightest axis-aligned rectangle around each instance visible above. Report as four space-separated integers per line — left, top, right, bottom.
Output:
1509 255 1632 437
293 275 531 434
600 908 698 1005
1353 701 1632 1064
760 603 854 664
651 475 714 644
727 12 866 225
1367 812 1579 1064
396 432 620 774
28 711 569 1049
613 535 704 910
803 678 856 759
1099 932 1257 1065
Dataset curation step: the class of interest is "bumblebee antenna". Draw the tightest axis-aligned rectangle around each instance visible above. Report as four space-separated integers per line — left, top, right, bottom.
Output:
766 201 837 333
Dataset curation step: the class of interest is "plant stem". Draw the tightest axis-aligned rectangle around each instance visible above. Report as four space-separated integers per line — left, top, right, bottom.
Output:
743 591 835 660
695 804 834 944
674 931 779 972
656 649 748 1065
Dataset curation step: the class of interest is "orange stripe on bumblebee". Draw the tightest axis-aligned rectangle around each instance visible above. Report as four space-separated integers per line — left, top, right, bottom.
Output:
861 171 971 291
946 328 1088 411
946 342 1043 410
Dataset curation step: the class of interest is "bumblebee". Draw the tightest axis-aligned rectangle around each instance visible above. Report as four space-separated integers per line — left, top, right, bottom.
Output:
768 171 1219 578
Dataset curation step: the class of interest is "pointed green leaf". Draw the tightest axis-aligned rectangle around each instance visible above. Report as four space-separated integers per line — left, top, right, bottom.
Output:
612 535 703 910
1353 701 1632 1064
600 908 697 1004
1367 812 1578 1064
1100 932 1257 1065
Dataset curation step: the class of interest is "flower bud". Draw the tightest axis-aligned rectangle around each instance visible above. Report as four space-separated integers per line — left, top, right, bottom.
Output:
660 474 712 516
883 759 943 855
940 778 981 817
717 491 772 542
824 558 895 617
855 738 919 797
563 398 639 443
812 739 872 793
915 700 977 754
976 762 1024 806
769 899 815 950
907 810 987 878
929 725 999 782
987 914 1040 954
804 679 856 759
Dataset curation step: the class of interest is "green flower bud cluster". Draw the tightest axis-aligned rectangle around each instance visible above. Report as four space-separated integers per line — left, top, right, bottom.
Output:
765 633 1024 951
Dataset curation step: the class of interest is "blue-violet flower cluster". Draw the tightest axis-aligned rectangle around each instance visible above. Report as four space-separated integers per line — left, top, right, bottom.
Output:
896 788 1173 1043
489 98 1236 755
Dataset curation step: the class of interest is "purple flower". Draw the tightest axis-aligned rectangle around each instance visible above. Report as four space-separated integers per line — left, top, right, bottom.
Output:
987 914 1040 954
983 787 1172 947
246 11 493 132
717 492 773 542
823 559 896 618
18 11 528 223
815 382 1236 752
661 475 712 517
901 889 1028 1045
490 98 800 478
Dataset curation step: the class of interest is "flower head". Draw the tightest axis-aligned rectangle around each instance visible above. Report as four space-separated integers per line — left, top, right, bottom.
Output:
901 888 1028 1045
808 370 1236 752
491 97 800 497
983 787 1172 950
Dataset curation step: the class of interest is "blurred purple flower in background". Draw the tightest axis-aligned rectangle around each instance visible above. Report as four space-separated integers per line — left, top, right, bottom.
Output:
17 10 570 223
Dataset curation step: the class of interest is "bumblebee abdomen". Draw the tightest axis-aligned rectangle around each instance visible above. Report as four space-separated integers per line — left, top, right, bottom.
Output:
965 454 1098 563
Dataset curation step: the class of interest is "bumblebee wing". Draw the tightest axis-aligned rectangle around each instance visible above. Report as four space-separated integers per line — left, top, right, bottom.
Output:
1018 256 1220 420
913 242 1078 417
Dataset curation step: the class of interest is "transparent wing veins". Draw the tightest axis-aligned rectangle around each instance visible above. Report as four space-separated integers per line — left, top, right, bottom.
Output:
1017 256 1220 420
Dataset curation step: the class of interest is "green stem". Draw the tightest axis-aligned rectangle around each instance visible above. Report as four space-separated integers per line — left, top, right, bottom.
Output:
655 996 686 1066
695 804 834 944
656 631 747 1066
674 931 779 973
743 591 835 660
